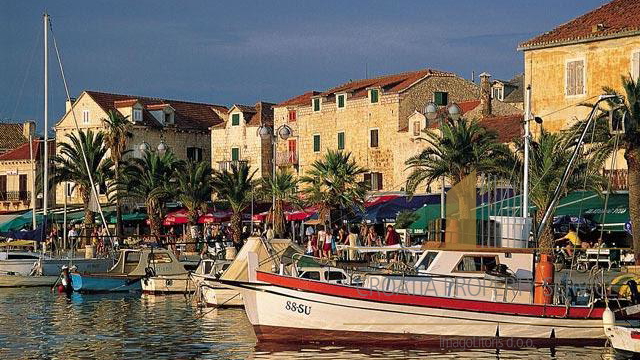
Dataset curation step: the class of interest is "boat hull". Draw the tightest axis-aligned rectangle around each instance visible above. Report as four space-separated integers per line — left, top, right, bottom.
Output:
0 275 58 287
201 281 243 307
141 275 194 294
230 272 611 348
71 273 142 293
40 258 114 276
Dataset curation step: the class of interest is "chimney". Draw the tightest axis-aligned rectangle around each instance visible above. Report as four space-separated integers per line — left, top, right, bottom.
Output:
23 121 35 139
65 97 76 113
479 72 492 117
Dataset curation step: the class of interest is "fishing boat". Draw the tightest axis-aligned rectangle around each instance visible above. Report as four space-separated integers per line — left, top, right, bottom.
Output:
192 237 302 307
71 248 178 293
603 304 640 354
141 251 194 294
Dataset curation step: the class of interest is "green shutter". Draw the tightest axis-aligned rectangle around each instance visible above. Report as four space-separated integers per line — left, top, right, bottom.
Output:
313 135 320 152
313 98 320 111
434 92 448 106
337 95 345 108
232 113 240 126
337 132 345 150
370 89 379 103
231 148 239 161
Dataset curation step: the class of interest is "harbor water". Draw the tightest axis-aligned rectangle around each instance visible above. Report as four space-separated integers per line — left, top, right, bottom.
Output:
0 288 627 359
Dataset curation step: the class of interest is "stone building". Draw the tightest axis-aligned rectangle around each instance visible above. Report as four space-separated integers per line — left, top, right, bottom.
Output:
0 139 54 212
0 121 36 155
491 74 524 110
210 102 274 179
55 90 226 205
518 0 640 187
273 68 522 193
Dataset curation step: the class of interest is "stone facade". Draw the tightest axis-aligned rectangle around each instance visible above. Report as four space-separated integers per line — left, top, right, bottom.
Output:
211 102 274 179
0 139 51 212
55 90 225 205
274 69 519 193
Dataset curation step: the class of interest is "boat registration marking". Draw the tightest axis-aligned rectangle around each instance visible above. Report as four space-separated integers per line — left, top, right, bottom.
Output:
285 300 311 315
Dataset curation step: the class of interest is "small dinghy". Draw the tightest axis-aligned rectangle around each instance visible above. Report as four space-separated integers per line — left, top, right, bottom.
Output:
71 248 178 293
603 302 640 354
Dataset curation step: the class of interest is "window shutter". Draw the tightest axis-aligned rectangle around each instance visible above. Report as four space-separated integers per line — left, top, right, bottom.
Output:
576 61 584 95
313 135 320 152
231 148 239 161
232 114 240 126
370 129 379 148
376 173 383 191
370 89 379 103
364 173 372 189
633 52 640 82
413 121 421 136
337 132 345 150
566 62 574 96
313 98 320 111
338 95 345 108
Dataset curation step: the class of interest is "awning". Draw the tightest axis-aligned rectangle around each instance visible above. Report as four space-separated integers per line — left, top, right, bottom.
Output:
407 204 442 235
554 191 629 232
358 195 441 224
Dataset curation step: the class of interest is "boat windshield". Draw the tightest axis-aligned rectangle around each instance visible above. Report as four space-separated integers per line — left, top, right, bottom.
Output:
455 255 498 273
416 251 438 271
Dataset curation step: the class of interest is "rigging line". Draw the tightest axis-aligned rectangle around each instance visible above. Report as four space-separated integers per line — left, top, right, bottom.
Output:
598 132 621 243
48 18 112 239
10 28 41 122
535 94 600 120
575 111 600 233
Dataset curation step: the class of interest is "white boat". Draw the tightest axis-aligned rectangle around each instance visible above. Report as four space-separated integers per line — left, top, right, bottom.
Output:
223 247 640 348
192 237 302 307
141 250 194 294
0 274 58 287
603 305 640 354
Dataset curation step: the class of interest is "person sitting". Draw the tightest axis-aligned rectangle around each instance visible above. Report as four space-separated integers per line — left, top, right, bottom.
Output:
556 224 581 257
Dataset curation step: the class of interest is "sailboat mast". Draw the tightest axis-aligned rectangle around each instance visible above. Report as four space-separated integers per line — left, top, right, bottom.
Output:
43 13 49 222
523 85 531 219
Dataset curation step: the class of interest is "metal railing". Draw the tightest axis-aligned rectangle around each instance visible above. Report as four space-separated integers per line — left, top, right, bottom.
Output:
276 151 298 166
217 160 248 172
0 191 31 202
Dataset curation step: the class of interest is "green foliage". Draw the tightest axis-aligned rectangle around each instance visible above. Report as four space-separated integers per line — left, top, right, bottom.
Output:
395 210 419 229
260 169 300 237
211 162 256 243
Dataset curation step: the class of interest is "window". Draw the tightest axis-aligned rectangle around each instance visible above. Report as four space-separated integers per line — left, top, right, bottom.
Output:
300 271 321 280
492 87 504 101
231 113 240 126
18 174 27 193
125 251 141 264
0 175 6 200
187 147 203 162
566 60 585 96
455 256 498 273
369 128 379 148
231 147 240 161
312 98 321 112
164 112 172 124
313 134 321 152
370 89 379 103
413 121 421 136
149 253 173 263
416 252 439 271
288 139 297 163
434 92 448 106
65 182 74 197
82 110 89 124
364 172 383 191
632 51 640 82
337 131 345 150
288 110 297 122
133 109 142 122
337 94 346 109
97 182 108 195
324 271 347 281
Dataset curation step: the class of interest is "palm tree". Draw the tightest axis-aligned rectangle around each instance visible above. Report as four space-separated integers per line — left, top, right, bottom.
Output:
405 117 511 216
260 169 300 237
120 149 183 237
102 110 133 238
569 75 640 262
512 129 607 253
52 130 113 231
300 150 368 225
211 162 255 245
175 160 212 252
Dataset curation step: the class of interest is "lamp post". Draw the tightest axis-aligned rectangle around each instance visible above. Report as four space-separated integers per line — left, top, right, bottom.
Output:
423 102 461 220
258 124 292 229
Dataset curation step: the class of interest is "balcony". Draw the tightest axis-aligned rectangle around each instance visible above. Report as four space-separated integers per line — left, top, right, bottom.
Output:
276 151 298 166
603 169 628 190
0 191 31 202
217 160 248 172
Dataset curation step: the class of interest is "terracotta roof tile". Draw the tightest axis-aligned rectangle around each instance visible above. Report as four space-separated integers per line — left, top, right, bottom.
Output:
519 0 640 49
0 139 55 161
276 68 454 107
84 91 227 130
480 114 523 143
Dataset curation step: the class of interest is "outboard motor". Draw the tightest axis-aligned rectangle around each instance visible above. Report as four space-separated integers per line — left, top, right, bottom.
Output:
57 265 73 294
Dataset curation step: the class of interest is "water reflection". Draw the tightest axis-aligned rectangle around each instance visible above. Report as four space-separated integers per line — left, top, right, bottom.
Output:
0 288 630 359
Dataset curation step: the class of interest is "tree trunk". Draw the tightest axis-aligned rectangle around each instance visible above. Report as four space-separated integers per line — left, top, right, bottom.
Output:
231 212 242 245
115 160 123 239
625 147 640 265
82 188 94 247
185 220 197 253
273 199 284 237
536 209 554 255
147 200 162 239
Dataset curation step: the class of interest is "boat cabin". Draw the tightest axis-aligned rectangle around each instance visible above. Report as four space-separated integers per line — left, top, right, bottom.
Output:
107 248 187 276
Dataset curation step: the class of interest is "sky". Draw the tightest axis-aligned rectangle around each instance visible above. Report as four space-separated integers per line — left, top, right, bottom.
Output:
0 0 608 134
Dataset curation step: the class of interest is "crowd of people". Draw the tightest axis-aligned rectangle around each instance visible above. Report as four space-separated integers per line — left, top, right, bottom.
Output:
303 223 401 260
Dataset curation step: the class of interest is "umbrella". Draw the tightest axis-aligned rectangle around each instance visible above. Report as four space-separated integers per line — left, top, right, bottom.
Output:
199 211 231 223
163 209 189 225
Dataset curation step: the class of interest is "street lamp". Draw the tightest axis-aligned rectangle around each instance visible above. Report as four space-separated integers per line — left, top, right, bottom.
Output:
258 123 293 230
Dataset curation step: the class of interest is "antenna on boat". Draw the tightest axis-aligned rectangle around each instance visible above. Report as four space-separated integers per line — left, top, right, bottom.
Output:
534 94 619 242
43 13 49 236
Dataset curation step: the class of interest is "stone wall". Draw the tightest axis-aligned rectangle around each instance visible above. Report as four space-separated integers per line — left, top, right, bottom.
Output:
0 159 38 211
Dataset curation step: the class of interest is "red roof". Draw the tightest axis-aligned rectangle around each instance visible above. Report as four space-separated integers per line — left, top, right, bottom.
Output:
481 114 523 143
276 69 454 107
84 91 227 130
0 140 55 161
519 0 640 49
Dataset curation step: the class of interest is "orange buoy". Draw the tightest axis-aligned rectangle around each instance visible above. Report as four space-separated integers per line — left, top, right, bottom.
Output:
534 254 554 304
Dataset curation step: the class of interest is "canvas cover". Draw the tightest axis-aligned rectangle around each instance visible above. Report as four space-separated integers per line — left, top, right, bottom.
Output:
220 237 302 281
